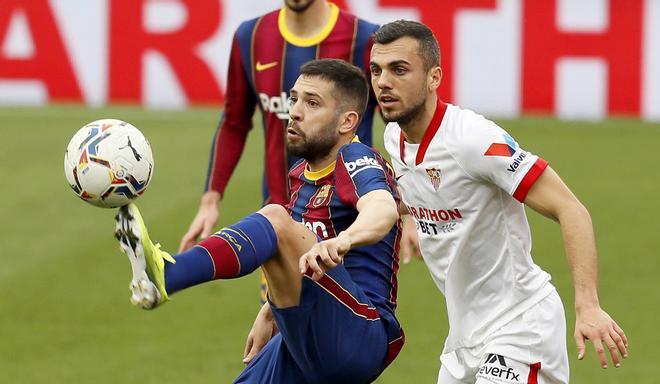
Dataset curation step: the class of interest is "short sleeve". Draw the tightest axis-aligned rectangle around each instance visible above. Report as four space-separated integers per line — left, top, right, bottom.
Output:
334 143 393 207
452 118 548 202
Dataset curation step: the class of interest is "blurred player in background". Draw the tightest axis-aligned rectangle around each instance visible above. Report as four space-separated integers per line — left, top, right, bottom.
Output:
179 0 382 302
180 0 379 251
114 59 403 383
371 20 628 383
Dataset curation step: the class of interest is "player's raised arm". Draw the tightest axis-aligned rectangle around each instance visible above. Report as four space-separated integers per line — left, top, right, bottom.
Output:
299 189 398 281
348 189 399 246
523 166 629 369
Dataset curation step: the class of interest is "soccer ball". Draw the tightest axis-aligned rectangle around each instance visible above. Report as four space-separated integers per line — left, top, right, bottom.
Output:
64 119 154 208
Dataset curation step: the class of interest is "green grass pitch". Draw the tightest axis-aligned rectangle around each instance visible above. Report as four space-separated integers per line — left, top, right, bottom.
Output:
1 105 658 383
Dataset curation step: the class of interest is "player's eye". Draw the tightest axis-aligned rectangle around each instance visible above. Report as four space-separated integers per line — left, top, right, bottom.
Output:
288 97 297 108
307 99 319 108
370 66 381 76
394 66 407 75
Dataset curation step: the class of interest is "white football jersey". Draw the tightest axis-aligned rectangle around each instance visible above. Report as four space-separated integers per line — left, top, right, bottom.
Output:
384 101 556 353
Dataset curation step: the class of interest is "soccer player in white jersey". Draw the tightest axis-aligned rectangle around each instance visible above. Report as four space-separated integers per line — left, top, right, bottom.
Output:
370 20 628 383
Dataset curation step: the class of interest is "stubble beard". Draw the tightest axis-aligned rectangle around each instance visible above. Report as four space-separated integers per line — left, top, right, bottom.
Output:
382 98 426 126
381 86 428 126
285 0 316 13
287 119 339 164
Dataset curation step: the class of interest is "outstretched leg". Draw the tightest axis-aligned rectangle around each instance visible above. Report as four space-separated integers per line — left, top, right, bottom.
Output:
115 203 318 309
256 204 318 308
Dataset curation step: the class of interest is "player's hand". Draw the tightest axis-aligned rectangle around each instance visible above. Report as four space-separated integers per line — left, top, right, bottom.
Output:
243 303 277 365
178 191 221 252
400 215 422 264
299 233 352 281
574 305 628 369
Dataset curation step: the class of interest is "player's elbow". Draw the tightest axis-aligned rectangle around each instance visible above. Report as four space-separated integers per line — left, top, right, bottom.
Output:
377 198 400 235
385 201 400 225
558 199 592 226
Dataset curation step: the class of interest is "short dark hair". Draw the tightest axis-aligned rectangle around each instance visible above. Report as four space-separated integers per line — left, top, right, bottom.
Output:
373 20 440 71
298 59 369 125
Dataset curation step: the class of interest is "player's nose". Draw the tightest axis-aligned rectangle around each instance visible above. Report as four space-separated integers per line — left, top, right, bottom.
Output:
376 71 393 90
289 100 303 121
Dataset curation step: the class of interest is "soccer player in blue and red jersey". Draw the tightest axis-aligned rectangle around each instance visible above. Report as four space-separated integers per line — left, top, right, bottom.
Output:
114 59 404 383
179 0 379 253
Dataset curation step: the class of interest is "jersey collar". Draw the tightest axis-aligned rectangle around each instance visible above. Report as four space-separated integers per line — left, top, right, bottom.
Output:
304 136 358 180
399 98 447 166
278 3 339 47
304 160 336 181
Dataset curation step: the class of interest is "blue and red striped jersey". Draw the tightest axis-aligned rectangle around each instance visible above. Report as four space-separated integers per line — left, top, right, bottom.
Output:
205 3 379 205
286 141 402 344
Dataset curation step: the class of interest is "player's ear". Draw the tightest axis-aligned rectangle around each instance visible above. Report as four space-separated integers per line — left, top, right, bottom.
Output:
339 110 359 134
428 66 442 92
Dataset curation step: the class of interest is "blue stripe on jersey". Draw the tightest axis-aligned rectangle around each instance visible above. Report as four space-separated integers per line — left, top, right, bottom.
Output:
289 182 316 223
283 43 318 168
235 17 260 92
352 20 379 146
282 44 317 93
352 20 378 70
358 103 375 146
204 112 224 191
292 184 318 222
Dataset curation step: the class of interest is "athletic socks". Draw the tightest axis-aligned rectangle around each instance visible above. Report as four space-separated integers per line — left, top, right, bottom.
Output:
164 213 278 294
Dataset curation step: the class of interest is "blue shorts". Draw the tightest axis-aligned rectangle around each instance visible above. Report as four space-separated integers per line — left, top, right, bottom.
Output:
234 265 392 384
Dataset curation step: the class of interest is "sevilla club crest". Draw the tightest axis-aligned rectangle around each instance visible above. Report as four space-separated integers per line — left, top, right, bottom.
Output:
425 168 442 191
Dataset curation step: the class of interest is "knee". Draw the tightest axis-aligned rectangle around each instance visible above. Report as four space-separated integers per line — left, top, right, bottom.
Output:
258 204 291 234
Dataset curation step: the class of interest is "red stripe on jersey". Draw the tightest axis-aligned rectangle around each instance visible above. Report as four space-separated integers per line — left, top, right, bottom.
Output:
317 11 356 61
384 330 405 367
252 11 290 205
389 219 401 306
399 131 406 165
527 362 542 384
513 158 549 202
415 98 447 165
197 235 241 279
206 34 257 195
304 182 338 239
334 153 360 207
286 161 307 213
305 269 380 321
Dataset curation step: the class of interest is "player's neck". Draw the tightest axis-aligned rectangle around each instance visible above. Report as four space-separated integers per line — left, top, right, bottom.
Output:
306 136 350 172
284 1 332 38
400 94 439 144
307 154 335 173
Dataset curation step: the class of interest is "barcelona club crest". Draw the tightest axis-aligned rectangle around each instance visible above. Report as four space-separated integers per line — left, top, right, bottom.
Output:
426 168 442 192
311 184 333 208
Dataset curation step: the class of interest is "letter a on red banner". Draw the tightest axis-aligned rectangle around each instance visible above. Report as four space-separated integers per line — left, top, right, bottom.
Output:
0 0 82 101
109 0 224 104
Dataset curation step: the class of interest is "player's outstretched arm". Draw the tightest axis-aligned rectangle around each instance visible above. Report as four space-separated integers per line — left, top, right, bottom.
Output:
243 302 277 365
299 189 399 280
179 191 221 252
400 214 421 264
524 166 629 369
396 189 422 264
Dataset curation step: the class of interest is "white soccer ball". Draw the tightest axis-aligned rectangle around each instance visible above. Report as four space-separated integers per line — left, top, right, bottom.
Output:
64 119 154 208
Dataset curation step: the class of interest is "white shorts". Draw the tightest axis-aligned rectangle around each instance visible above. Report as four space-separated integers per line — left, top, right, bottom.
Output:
437 290 569 384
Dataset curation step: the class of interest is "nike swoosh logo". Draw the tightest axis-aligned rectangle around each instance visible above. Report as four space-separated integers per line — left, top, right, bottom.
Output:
256 61 278 72
396 174 405 181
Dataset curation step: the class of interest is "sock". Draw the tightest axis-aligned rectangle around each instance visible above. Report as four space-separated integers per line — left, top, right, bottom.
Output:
164 213 278 294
